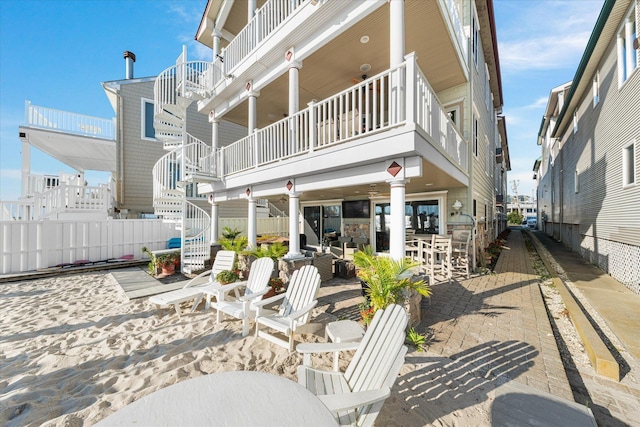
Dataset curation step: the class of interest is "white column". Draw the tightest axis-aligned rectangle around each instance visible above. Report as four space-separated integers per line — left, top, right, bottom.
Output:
389 0 405 67
248 90 258 134
389 179 407 261
210 202 219 245
285 192 303 259
288 61 301 116
212 29 221 60
389 0 405 125
21 140 30 197
247 197 257 249
248 0 256 21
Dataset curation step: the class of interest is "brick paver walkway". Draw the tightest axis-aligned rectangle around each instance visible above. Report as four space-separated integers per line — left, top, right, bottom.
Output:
421 229 574 400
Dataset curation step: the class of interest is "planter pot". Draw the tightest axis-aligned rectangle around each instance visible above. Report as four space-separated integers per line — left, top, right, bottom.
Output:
161 263 176 275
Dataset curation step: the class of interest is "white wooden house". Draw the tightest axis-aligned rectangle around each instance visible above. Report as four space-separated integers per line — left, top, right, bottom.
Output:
151 0 510 272
536 0 640 293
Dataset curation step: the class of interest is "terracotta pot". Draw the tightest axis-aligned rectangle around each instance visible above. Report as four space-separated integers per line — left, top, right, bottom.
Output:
161 263 176 275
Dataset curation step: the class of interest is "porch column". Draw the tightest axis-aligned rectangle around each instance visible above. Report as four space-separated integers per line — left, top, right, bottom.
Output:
388 179 408 261
21 140 30 197
389 0 405 67
285 192 304 259
389 0 405 125
210 201 219 245
248 0 256 21
247 86 258 134
288 60 301 116
212 29 221 61
247 197 257 249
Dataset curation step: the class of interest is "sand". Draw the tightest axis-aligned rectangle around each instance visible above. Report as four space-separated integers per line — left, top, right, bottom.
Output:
0 271 493 426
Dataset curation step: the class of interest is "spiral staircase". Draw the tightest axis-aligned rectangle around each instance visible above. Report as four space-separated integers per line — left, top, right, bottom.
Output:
152 47 221 273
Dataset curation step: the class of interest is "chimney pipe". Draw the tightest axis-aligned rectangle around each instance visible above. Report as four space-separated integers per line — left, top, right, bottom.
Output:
123 51 136 79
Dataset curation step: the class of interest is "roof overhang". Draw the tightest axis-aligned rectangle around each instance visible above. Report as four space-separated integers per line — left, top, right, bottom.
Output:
19 126 116 173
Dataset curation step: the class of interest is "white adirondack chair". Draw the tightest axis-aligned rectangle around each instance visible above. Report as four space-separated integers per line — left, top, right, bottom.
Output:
253 265 322 352
148 250 236 317
296 304 409 427
212 257 275 336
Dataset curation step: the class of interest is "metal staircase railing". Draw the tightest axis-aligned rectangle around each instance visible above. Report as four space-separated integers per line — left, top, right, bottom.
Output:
153 46 221 273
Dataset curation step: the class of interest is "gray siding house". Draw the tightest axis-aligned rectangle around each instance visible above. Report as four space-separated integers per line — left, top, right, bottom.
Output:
536 0 640 293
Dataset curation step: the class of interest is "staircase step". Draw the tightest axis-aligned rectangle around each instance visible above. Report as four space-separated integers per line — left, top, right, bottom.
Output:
155 111 184 127
161 103 186 118
154 121 183 134
176 95 193 109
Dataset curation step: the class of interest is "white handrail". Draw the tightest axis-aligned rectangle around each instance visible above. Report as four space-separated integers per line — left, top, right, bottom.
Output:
24 101 116 140
221 0 306 78
182 200 211 272
221 60 467 176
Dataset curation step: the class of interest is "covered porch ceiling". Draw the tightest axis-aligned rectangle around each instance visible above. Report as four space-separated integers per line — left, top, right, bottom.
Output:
208 0 467 129
19 126 116 173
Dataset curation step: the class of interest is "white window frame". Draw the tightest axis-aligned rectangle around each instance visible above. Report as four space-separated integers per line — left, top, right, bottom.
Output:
473 114 479 157
574 169 579 193
141 98 156 141
472 10 480 68
623 140 636 187
573 110 578 134
592 71 600 107
617 3 638 87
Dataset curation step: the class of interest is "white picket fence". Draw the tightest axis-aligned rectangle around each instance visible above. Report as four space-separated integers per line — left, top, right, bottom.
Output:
0 219 178 275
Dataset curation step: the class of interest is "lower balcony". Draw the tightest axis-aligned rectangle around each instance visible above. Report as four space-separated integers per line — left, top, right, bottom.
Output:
206 54 468 198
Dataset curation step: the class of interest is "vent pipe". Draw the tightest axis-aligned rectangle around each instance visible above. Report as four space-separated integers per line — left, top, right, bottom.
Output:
123 51 136 79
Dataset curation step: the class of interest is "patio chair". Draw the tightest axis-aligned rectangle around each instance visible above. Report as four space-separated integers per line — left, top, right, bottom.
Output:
211 257 274 337
451 230 471 279
148 250 236 318
425 234 452 285
253 265 322 352
296 304 408 427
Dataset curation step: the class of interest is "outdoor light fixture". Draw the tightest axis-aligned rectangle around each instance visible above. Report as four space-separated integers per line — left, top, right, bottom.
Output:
452 200 463 213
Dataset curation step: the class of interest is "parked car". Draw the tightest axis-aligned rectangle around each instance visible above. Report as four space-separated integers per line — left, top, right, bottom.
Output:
527 217 537 228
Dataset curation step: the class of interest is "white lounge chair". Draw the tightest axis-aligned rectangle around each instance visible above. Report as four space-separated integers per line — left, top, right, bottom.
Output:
212 257 275 337
148 250 236 318
296 304 408 427
253 265 322 352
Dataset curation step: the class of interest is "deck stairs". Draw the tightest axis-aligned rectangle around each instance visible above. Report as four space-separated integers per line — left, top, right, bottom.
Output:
152 46 220 273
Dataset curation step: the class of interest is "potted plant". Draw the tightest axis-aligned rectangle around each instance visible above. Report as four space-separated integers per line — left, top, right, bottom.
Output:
216 269 240 285
263 276 285 299
352 246 431 323
156 251 180 275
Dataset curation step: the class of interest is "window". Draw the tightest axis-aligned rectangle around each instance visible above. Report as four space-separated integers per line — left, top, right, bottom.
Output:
617 4 638 86
473 115 479 157
472 14 479 67
623 141 636 186
141 99 156 140
573 110 578 134
575 169 579 193
485 63 491 111
592 71 600 106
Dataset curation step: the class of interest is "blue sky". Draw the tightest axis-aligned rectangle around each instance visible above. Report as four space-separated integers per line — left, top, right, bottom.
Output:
0 0 604 202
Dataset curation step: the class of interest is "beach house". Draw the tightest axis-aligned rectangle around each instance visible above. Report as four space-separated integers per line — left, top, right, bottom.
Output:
535 0 640 294
152 0 510 271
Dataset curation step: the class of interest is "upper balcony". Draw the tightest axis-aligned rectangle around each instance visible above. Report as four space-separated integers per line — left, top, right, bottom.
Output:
19 101 117 173
196 0 469 120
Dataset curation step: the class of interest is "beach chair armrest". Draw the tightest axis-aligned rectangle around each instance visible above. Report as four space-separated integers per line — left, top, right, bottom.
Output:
289 300 318 325
253 293 286 315
239 287 269 302
183 269 212 288
317 388 391 413
296 341 360 356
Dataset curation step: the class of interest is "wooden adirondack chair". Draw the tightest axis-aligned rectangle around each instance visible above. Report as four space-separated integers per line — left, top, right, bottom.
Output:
296 304 409 427
212 257 275 337
148 250 236 317
253 265 322 352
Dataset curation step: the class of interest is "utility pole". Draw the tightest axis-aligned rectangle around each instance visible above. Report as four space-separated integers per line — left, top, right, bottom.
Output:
511 180 520 216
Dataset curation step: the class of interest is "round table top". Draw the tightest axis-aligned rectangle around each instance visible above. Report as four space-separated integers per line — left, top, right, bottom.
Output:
96 370 337 426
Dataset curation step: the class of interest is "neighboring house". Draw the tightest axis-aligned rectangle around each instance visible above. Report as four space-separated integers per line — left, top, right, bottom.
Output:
152 0 510 271
536 0 640 294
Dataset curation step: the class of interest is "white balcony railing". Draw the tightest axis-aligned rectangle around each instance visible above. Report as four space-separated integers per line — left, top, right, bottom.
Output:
443 0 468 63
220 0 306 79
221 57 467 175
24 101 116 140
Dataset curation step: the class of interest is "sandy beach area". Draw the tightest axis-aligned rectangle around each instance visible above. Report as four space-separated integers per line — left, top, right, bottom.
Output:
1 270 495 426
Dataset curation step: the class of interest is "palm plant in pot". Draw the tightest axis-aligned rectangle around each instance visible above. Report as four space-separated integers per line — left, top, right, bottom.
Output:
352 246 431 322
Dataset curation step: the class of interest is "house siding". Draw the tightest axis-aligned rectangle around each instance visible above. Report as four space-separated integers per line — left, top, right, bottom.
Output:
543 4 640 292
